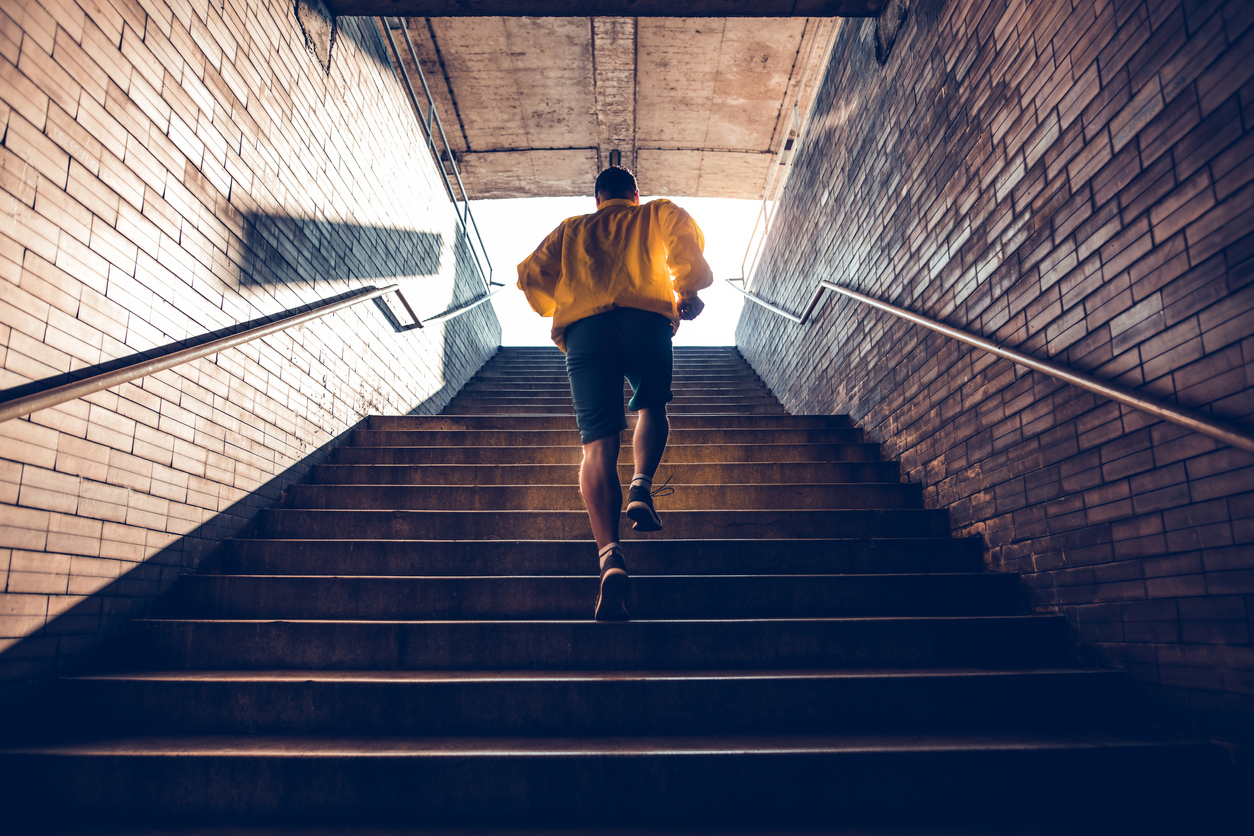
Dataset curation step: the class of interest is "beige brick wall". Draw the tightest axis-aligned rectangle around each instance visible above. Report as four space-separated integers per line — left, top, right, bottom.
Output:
739 0 1253 747
0 1 500 702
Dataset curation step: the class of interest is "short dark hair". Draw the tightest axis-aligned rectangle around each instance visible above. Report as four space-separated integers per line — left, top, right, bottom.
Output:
595 166 638 200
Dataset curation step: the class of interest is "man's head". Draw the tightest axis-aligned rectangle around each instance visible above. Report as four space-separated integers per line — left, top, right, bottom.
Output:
595 166 639 207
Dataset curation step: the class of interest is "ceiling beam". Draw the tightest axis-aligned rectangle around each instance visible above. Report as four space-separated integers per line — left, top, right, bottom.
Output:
592 17 636 174
334 1 882 17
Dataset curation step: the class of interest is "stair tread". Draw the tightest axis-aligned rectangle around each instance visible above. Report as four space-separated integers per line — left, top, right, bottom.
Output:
4 730 1203 757
196 572 997 579
132 614 1060 624
65 666 1123 682
297 481 901 487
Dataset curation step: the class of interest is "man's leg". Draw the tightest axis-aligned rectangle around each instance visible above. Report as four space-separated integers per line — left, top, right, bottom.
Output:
623 309 675 532
582 432 630 621
633 405 669 481
625 406 669 531
564 311 632 621
580 433 622 550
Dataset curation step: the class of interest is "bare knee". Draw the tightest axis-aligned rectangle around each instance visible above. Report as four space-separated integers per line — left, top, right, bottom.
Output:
637 406 669 434
582 435 620 464
581 435 621 486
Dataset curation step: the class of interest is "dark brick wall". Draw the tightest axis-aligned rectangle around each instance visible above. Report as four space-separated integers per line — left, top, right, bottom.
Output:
0 1 499 706
737 0 1254 748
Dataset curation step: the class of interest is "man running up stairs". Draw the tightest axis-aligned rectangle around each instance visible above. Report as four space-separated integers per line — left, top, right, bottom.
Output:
0 345 1235 830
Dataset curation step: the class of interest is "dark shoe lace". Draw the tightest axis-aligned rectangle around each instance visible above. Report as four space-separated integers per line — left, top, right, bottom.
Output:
647 474 674 499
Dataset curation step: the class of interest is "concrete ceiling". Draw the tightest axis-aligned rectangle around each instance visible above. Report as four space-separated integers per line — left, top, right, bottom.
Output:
385 16 841 200
338 2 882 16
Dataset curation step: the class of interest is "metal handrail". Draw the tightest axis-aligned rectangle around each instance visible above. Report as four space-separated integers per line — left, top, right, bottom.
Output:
423 284 506 324
730 277 1254 454
379 17 495 292
0 285 409 424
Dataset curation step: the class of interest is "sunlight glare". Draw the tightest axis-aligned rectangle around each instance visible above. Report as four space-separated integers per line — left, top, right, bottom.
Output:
471 196 762 347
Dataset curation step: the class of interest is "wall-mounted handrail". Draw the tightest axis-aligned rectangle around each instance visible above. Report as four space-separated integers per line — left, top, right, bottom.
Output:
0 285 411 425
0 274 507 425
422 284 506 325
379 17 495 293
730 277 1254 454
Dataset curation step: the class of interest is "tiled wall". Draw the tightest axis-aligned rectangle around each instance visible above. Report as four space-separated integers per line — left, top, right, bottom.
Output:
738 0 1253 748
0 2 500 708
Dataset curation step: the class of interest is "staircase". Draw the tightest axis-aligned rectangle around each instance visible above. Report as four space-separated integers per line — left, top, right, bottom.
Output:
2 346 1227 828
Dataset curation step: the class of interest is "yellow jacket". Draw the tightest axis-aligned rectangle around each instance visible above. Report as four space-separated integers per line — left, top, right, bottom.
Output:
517 198 714 351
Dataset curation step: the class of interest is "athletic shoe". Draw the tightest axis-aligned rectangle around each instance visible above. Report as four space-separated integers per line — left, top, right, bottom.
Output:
594 546 630 621
626 476 672 531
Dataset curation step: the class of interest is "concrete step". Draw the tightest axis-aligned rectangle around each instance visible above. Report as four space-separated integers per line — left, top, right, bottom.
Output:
501 347 739 354
253 508 953 540
0 731 1220 824
499 357 750 364
366 414 853 431
452 394 776 405
114 615 1070 670
441 403 789 415
51 668 1137 737
484 357 750 365
283 483 925 511
333 442 881 465
444 397 783 408
449 393 781 403
459 382 773 394
217 537 987 576
310 461 901 485
472 373 761 383
443 401 785 412
474 369 759 378
352 427 864 446
165 573 1021 620
469 382 765 391
490 359 747 363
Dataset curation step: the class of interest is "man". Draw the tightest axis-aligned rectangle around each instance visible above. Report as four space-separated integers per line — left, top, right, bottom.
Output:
518 166 713 621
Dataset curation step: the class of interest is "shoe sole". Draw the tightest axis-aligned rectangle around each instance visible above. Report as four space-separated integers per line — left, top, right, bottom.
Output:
627 500 663 532
594 567 630 621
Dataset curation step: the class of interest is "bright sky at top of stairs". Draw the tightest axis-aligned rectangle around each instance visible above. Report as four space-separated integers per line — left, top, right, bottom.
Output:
473 196 761 346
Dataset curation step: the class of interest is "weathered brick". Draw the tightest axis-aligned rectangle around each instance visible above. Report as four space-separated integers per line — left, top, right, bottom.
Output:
0 54 50 132
5 112 69 189
17 34 81 119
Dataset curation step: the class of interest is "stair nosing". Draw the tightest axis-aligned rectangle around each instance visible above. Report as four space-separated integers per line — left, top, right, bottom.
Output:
1 730 1206 757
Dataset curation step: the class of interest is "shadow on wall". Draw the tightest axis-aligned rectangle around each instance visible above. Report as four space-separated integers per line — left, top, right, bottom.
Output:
0 212 445 406
0 216 498 735
242 215 444 286
408 222 500 415
339 15 396 72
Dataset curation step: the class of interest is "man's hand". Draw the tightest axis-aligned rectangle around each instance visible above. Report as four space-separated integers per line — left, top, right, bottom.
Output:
677 294 705 320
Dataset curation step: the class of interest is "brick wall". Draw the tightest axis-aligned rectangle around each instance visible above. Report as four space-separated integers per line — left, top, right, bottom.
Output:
738 0 1254 749
0 2 500 710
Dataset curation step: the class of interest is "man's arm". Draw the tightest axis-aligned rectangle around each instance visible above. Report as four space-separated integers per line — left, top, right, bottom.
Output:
658 201 714 319
677 295 705 320
516 224 565 317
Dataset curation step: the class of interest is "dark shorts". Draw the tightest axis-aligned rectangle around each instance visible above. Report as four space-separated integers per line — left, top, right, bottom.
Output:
564 307 674 444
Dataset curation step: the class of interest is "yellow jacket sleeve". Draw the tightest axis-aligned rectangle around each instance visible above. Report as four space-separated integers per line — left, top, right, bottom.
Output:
658 200 714 299
516 223 565 317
